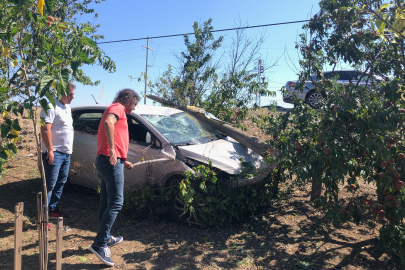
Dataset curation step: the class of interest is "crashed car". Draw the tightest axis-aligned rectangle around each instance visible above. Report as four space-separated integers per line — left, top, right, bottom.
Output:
69 104 275 222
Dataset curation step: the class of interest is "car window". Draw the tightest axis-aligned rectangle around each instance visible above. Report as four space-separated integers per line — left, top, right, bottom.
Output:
324 72 337 79
127 117 161 148
337 71 351 80
73 112 103 135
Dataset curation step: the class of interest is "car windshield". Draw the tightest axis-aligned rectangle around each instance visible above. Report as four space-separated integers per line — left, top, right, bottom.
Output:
141 112 223 146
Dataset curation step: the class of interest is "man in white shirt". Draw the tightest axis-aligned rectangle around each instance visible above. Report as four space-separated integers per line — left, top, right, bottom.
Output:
40 82 75 219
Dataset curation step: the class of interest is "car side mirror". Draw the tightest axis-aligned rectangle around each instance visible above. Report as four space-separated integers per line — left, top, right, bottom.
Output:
146 132 151 144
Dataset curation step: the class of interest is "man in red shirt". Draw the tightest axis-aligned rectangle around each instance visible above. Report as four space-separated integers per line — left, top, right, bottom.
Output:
90 89 140 267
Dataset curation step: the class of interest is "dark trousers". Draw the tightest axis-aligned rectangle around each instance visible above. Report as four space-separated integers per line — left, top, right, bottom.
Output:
92 155 124 248
42 151 70 212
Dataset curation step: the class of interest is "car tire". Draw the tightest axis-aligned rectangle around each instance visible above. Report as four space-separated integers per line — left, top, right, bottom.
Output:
165 175 204 227
305 90 327 108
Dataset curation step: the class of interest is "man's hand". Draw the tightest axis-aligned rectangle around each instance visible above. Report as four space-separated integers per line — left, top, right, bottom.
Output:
109 149 117 166
124 161 133 170
46 151 54 165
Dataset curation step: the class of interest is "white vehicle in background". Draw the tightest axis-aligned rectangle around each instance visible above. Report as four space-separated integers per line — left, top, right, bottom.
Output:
283 70 383 108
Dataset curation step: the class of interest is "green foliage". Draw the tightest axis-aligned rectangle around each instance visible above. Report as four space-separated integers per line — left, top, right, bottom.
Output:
0 0 115 178
140 19 275 130
253 0 405 263
123 161 279 227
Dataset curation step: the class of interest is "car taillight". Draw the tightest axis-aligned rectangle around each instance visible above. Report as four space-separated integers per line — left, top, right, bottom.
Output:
287 82 294 87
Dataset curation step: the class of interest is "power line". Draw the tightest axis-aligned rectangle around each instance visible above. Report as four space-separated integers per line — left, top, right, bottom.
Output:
97 20 310 45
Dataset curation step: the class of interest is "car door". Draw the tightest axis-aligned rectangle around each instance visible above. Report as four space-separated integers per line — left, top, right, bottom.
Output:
70 110 104 189
124 115 171 191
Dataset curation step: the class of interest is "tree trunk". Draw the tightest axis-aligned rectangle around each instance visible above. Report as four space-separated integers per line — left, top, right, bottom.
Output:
310 173 322 201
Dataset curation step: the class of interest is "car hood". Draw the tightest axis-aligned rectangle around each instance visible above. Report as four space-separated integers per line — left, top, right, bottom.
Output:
177 138 266 175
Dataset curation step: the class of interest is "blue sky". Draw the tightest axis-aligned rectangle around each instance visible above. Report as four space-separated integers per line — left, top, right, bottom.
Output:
74 0 323 108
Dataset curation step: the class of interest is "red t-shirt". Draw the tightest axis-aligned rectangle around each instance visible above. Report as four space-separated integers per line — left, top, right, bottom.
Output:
97 103 129 160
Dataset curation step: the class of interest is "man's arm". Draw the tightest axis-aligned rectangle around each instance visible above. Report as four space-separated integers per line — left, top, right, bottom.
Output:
104 113 118 166
40 123 54 165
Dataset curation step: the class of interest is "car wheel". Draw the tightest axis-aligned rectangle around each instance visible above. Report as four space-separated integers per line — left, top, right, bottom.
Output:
306 90 327 108
165 175 204 227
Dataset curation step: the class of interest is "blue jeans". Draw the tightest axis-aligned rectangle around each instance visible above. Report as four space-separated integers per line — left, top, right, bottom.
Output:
93 155 124 248
42 151 71 212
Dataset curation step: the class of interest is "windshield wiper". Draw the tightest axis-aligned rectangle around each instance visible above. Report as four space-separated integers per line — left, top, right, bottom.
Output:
173 142 195 147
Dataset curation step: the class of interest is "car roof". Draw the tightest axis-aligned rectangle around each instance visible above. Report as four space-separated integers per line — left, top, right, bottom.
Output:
71 104 184 116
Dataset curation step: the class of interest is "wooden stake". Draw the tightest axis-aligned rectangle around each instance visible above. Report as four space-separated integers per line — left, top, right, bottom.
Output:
56 217 63 270
38 133 49 270
14 202 24 270
37 192 43 270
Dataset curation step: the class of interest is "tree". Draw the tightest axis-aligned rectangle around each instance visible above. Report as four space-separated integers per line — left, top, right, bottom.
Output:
0 0 115 177
255 0 405 262
143 18 277 129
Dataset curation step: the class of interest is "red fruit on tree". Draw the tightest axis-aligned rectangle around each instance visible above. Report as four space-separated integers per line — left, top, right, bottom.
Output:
364 151 369 156
361 198 367 204
367 200 373 206
379 172 384 179
377 215 384 220
296 141 302 147
200 42 204 46
379 210 385 215
350 184 356 190
388 158 394 164
334 106 340 111
394 172 400 178
296 147 301 152
386 101 392 107
381 161 388 167
361 18 366 23
399 153 405 159
389 139 395 145
372 208 378 214
324 148 329 155
398 180 404 186
377 204 383 210
387 194 394 200
48 16 54 22
47 21 51 27
386 144 392 150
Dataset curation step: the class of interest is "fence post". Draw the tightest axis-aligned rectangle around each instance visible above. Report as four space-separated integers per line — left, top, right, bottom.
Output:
37 192 43 270
56 217 63 270
14 202 24 270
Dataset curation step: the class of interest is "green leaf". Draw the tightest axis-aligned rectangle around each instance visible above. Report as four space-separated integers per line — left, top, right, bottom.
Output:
1 123 11 138
60 68 70 95
81 37 96 47
45 92 56 108
79 256 87 262
70 60 80 73
12 119 21 131
39 98 50 116
39 76 54 97
0 150 9 161
380 3 391 11
10 28 18 34
84 27 94 32
77 51 90 63
0 87 7 93
8 144 17 154
376 19 386 35
43 41 51 52
45 0 54 14
22 33 32 44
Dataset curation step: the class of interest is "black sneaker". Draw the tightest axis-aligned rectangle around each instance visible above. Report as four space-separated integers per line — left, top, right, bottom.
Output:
90 245 114 267
107 236 123 247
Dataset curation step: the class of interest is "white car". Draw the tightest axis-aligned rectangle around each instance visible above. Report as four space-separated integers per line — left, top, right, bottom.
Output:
69 104 270 223
283 70 383 108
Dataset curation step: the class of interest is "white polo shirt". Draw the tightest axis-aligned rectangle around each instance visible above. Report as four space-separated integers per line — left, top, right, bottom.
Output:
40 100 74 154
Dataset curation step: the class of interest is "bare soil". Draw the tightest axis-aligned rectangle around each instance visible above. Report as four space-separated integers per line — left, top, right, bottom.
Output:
0 108 403 269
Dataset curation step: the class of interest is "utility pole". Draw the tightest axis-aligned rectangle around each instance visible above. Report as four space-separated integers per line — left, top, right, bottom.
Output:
143 37 153 105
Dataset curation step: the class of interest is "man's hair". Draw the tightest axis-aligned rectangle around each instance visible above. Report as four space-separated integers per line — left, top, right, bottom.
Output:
69 82 76 89
113 88 140 105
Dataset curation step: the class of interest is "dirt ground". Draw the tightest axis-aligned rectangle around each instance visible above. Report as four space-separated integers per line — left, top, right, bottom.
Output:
0 108 404 270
